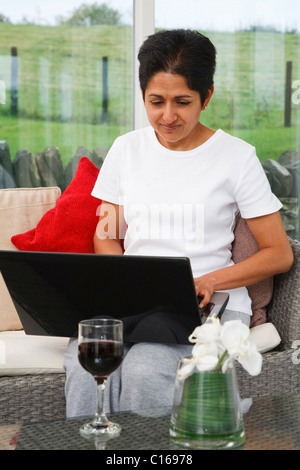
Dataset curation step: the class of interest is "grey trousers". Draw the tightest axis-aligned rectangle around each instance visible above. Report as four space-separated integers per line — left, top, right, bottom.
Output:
63 310 250 418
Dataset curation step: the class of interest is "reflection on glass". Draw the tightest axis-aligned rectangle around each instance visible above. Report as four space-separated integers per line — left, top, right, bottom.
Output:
156 0 300 240
0 1 133 189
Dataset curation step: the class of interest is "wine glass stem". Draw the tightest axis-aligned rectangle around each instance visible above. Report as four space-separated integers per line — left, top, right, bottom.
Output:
94 379 109 427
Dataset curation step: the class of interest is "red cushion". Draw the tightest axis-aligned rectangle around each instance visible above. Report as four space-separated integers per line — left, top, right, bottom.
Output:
11 157 101 253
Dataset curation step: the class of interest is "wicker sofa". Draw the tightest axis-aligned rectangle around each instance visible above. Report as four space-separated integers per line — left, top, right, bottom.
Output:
236 235 300 398
0 187 69 426
0 183 300 426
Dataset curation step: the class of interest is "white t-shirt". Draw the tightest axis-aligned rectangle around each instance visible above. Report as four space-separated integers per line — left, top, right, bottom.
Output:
92 126 282 315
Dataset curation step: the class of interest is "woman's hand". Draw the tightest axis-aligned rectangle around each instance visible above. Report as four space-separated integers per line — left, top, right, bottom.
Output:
194 212 293 308
194 273 216 308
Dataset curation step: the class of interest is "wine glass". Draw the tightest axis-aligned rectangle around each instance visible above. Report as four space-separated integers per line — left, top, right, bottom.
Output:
77 318 124 437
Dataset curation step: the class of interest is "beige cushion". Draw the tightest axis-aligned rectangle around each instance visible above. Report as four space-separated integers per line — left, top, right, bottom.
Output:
0 423 21 450
0 330 69 375
0 323 279 379
249 322 281 353
0 187 61 331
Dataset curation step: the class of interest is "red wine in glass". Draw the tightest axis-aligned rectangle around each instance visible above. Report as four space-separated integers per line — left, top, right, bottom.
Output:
78 340 123 383
78 319 124 437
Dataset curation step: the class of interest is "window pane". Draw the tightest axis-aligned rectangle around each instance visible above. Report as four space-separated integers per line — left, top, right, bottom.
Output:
156 0 300 240
0 1 133 189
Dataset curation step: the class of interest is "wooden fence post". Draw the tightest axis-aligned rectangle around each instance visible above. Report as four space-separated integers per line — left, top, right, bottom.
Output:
102 56 108 124
284 61 292 127
11 46 18 115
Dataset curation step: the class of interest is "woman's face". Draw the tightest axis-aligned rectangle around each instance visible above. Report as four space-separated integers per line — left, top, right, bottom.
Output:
143 72 212 151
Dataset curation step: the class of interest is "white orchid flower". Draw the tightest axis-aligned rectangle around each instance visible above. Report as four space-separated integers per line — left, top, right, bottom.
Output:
181 318 262 378
188 318 222 344
235 341 262 376
192 340 220 359
220 320 250 351
177 353 220 380
220 320 262 376
177 359 196 381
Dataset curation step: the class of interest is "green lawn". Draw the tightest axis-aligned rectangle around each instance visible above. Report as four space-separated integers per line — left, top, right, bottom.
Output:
2 114 297 165
224 127 298 161
0 24 300 165
1 115 129 166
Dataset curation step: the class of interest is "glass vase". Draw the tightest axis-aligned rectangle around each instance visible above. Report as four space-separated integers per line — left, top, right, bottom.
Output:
170 356 245 449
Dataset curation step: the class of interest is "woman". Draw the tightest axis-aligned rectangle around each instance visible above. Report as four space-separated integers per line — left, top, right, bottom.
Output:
64 29 293 417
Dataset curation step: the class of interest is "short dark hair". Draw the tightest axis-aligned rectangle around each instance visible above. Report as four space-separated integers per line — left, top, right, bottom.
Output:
138 29 216 105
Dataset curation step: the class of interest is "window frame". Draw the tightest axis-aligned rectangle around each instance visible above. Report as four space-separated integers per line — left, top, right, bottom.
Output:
133 0 155 129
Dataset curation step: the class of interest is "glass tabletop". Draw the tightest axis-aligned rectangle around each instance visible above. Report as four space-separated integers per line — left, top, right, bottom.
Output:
14 394 300 450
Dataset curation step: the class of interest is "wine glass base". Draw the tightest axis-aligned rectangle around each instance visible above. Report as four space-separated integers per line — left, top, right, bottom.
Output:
80 420 122 438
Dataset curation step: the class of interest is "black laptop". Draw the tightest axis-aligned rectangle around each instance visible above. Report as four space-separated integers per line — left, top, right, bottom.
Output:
0 250 229 344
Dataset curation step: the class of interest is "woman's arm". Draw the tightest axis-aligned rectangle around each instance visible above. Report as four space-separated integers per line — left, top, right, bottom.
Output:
194 211 294 307
93 201 125 255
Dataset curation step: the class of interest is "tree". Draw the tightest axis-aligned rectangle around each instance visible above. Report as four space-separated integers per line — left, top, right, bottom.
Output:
59 2 121 26
0 13 10 23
